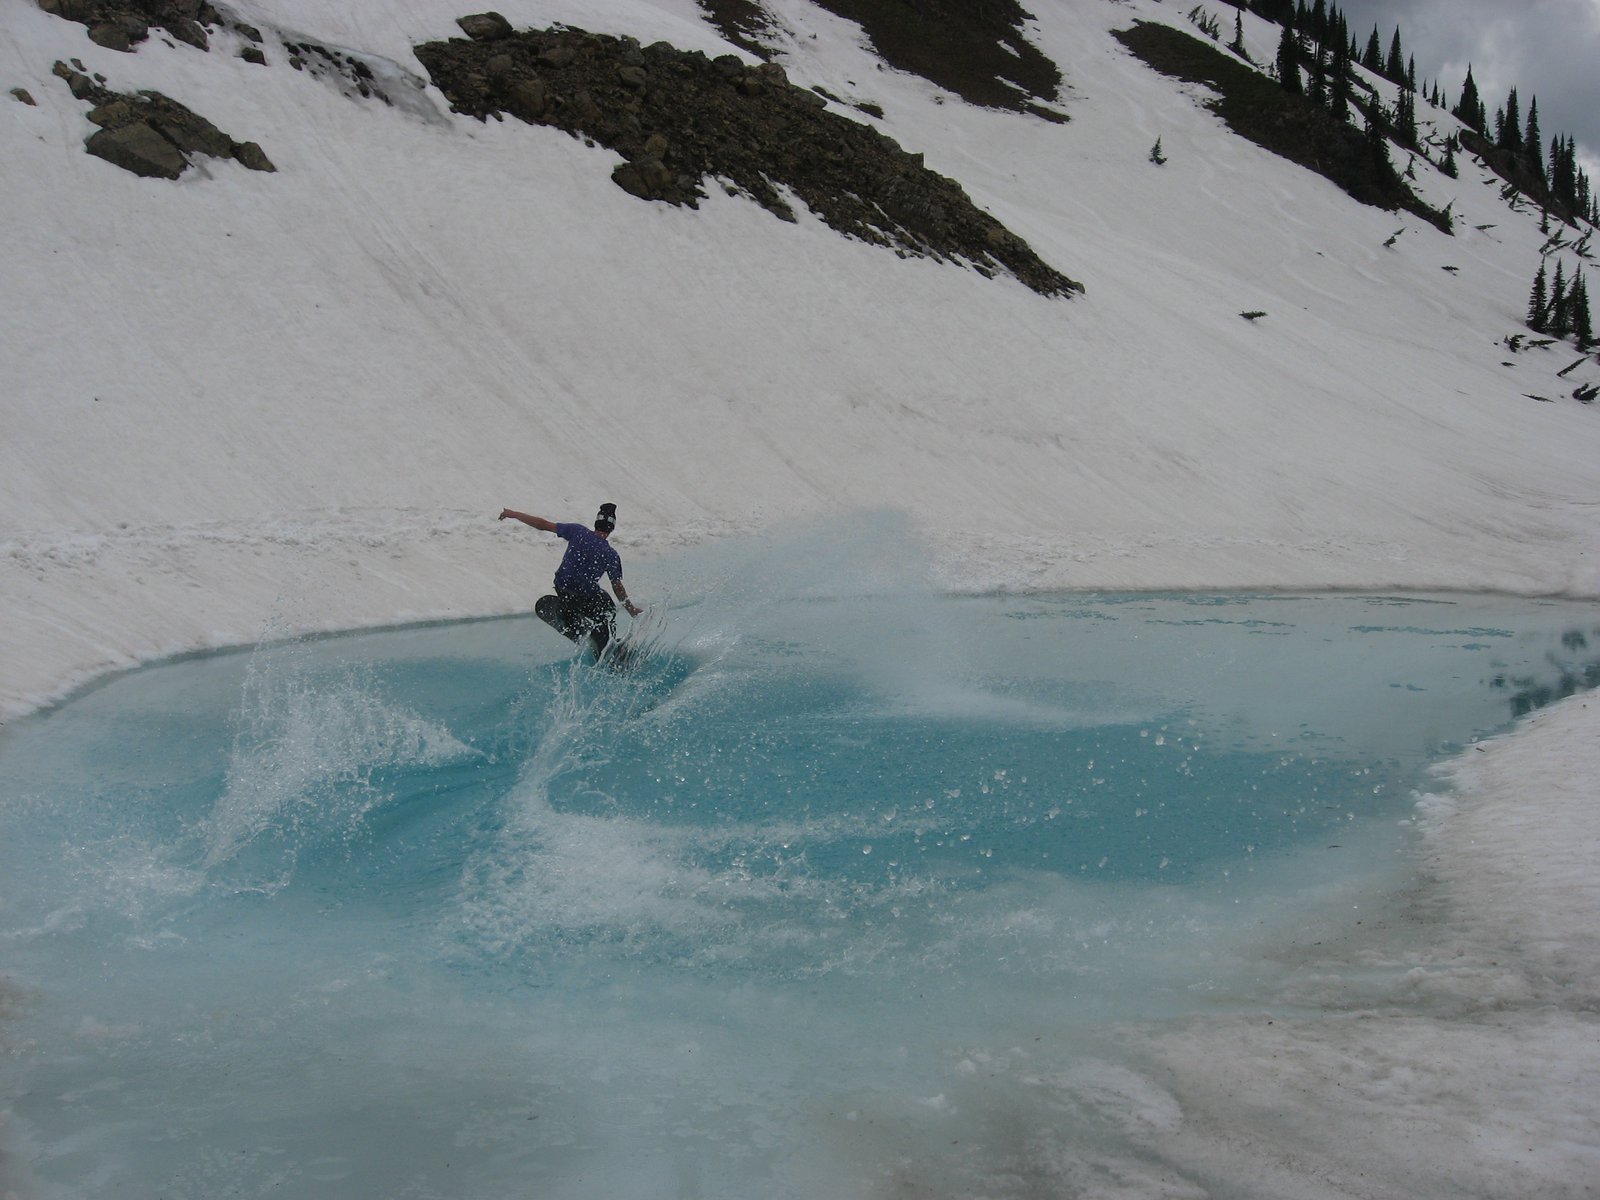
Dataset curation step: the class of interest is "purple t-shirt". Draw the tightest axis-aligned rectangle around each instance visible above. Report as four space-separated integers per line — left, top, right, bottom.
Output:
553 523 622 598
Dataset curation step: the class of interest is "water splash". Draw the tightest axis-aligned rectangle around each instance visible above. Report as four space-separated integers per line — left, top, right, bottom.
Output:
200 641 478 887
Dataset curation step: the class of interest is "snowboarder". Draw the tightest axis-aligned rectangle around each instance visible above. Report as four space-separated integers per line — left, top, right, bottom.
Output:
498 501 642 657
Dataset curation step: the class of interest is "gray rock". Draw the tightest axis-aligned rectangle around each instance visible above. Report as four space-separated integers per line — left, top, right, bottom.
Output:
616 64 648 89
240 46 266 65
37 0 96 20
86 122 186 179
86 99 138 127
612 155 673 200
88 22 137 52
166 19 210 51
11 88 37 106
456 13 513 41
233 141 275 172
508 78 547 120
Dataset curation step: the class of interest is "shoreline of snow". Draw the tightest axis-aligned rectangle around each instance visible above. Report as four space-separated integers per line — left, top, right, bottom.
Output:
7 516 1600 724
1111 689 1600 1199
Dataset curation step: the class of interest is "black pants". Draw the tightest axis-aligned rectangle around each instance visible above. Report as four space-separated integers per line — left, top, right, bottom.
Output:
536 592 617 655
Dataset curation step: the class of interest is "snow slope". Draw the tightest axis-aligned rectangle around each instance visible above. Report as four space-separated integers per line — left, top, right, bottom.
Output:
3 0 1600 1194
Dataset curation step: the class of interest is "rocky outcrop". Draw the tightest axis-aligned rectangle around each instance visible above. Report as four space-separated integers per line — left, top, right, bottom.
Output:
416 20 1081 297
35 0 232 52
54 61 274 179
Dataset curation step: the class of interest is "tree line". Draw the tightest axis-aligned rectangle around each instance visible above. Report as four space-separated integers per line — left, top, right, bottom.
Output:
1227 0 1597 226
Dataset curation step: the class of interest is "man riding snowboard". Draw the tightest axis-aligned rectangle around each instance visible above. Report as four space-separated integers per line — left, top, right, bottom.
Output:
498 501 642 658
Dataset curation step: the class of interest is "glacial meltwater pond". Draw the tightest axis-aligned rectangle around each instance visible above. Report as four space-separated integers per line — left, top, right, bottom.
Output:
2 591 1597 1198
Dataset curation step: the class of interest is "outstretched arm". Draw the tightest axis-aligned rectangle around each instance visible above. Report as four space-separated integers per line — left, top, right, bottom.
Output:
499 509 557 533
612 578 643 619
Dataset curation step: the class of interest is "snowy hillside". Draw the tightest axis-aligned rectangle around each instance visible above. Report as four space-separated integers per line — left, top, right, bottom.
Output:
3 0 1598 716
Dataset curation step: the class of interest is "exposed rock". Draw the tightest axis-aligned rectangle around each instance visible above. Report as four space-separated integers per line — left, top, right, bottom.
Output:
611 155 674 200
87 20 138 52
51 60 98 99
239 45 266 66
414 24 1081 296
696 0 1066 118
54 61 276 178
37 0 96 19
233 140 274 172
35 0 239 55
11 88 38 105
456 12 513 42
85 120 186 177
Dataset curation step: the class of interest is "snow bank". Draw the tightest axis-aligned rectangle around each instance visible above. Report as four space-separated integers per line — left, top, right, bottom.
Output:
1111 691 1600 1199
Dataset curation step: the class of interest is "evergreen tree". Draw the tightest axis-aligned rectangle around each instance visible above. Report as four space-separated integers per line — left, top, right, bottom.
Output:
1230 10 1247 58
1453 66 1485 133
1440 136 1458 178
1550 261 1569 335
1363 105 1392 177
1276 25 1303 94
1309 48 1327 108
1525 98 1545 187
1385 27 1404 82
1552 135 1578 210
1362 26 1381 72
1573 273 1594 347
1528 262 1549 331
1498 87 1522 153
1329 32 1352 122
1396 77 1417 148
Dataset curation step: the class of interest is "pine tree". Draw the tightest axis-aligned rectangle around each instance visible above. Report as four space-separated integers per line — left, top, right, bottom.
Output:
1385 27 1404 82
1440 137 1458 178
1498 87 1522 153
1362 26 1381 72
1551 261 1569 335
1525 99 1545 187
1572 273 1594 347
1552 135 1578 210
1309 48 1327 108
1528 262 1550 331
1329 32 1352 122
1453 66 1484 133
1276 25 1303 94
1230 10 1247 58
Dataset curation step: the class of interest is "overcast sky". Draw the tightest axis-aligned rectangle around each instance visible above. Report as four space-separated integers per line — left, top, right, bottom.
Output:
1323 0 1600 179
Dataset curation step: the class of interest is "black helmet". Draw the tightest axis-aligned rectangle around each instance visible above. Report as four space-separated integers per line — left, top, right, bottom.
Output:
595 502 617 532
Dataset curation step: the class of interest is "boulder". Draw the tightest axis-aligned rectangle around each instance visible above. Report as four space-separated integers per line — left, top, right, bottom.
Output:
37 0 95 20
456 12 513 41
87 22 137 52
507 78 547 120
611 155 673 199
232 141 275 172
616 64 648 89
86 99 138 127
166 19 210 51
11 88 37 106
85 122 187 179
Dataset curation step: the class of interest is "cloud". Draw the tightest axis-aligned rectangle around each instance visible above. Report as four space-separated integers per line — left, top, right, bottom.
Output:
1329 0 1600 178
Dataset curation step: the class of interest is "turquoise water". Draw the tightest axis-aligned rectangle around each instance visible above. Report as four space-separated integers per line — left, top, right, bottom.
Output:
1 589 1596 1198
